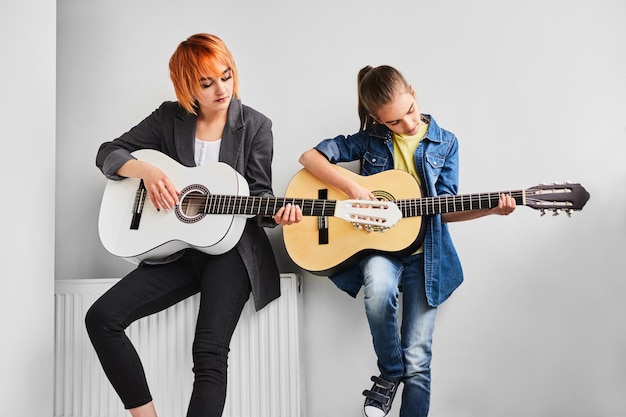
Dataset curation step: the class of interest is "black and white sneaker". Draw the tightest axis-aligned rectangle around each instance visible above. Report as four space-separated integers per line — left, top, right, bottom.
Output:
362 374 400 417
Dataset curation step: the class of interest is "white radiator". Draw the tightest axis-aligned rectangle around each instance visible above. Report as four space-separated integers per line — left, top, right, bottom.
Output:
54 274 301 417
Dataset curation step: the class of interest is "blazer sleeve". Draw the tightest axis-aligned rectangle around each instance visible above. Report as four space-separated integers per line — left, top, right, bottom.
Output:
95 102 174 180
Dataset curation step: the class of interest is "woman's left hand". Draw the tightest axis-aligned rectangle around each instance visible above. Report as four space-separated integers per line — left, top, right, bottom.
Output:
274 203 303 225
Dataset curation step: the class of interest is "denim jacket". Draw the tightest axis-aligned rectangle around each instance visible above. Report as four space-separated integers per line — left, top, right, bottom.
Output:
313 114 463 307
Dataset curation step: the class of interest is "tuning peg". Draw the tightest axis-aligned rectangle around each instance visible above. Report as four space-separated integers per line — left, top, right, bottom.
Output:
540 209 546 217
566 209 572 218
552 209 559 216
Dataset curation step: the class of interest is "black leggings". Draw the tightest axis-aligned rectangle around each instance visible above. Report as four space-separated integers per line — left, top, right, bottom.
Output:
85 249 252 417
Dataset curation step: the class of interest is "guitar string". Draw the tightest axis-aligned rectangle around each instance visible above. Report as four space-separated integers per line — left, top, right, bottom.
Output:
394 191 526 216
180 192 525 216
177 189 574 216
179 195 338 216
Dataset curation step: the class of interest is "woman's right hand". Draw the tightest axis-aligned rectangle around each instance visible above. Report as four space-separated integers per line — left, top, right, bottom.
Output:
117 159 180 211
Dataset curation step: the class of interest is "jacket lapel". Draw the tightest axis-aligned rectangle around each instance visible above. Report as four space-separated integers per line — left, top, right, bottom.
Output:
219 99 244 168
173 98 244 168
173 106 197 167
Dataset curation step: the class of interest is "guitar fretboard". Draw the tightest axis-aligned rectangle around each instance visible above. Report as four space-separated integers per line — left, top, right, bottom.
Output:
395 190 525 217
194 191 527 218
197 195 338 217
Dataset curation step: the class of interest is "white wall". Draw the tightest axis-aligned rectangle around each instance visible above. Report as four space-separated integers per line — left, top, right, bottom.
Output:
56 1 626 416
0 1 55 416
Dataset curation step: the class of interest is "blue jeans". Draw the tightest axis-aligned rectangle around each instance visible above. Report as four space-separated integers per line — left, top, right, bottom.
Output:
361 253 437 417
85 249 251 417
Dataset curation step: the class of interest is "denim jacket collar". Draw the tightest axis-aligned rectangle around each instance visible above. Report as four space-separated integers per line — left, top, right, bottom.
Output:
367 114 443 144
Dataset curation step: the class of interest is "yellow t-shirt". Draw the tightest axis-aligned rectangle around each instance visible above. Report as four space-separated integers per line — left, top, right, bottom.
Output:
392 122 428 254
392 122 428 185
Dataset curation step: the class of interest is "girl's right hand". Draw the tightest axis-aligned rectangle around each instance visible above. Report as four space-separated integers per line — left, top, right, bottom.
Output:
347 183 376 201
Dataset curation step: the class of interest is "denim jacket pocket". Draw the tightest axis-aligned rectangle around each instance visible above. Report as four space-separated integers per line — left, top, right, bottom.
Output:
425 152 445 175
361 151 388 175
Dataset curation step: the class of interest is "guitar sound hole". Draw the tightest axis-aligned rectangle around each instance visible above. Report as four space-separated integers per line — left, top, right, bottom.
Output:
180 191 205 216
373 190 394 201
176 184 209 223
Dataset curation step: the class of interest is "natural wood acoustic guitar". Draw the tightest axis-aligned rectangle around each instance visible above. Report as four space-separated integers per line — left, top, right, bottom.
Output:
282 164 590 275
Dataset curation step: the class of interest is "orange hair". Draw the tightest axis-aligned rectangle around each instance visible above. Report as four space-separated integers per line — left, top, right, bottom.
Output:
169 33 239 114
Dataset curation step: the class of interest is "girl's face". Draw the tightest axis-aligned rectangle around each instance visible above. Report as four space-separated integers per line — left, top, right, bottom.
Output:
373 90 422 136
195 63 234 115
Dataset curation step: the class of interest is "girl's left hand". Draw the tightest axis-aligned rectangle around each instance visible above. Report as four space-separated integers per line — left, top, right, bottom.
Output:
491 193 516 215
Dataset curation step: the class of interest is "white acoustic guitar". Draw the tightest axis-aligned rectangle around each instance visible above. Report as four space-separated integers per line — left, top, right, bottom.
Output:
98 149 401 263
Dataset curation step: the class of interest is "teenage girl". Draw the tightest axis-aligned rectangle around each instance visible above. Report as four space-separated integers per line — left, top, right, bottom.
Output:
299 65 515 417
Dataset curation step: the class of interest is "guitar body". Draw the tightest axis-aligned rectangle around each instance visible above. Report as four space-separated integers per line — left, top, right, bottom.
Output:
283 166 425 276
98 149 251 263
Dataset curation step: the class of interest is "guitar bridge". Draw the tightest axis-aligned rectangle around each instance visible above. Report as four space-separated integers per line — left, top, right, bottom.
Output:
130 180 147 230
318 189 329 244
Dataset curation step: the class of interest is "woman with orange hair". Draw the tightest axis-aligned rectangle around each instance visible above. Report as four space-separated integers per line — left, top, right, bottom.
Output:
86 33 302 417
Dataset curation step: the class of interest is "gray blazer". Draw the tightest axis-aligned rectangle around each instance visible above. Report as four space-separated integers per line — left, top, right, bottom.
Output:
96 99 281 310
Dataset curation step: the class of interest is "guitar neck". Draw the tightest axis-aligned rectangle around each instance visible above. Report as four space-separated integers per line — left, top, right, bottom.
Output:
201 191 525 217
200 195 337 217
396 190 525 217
183 192 400 229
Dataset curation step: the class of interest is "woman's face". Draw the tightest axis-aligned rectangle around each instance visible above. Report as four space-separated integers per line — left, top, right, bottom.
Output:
195 63 234 114
373 90 422 136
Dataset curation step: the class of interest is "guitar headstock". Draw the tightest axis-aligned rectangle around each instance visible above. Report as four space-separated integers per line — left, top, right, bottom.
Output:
335 200 402 231
525 182 590 216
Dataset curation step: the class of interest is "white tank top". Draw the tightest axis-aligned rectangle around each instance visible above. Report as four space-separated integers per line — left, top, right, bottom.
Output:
194 138 222 166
